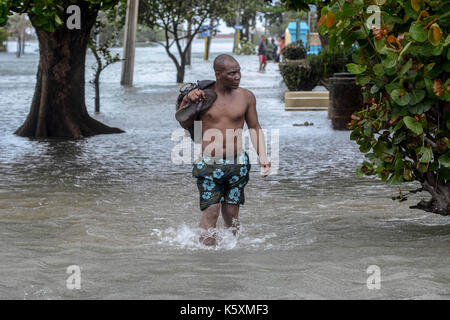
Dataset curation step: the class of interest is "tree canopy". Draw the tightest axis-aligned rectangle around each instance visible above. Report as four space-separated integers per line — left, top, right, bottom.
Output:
319 0 449 214
139 0 230 82
0 0 120 31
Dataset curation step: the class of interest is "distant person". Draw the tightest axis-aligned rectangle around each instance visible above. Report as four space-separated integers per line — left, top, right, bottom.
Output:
175 54 271 246
258 35 267 72
277 36 285 62
271 38 279 63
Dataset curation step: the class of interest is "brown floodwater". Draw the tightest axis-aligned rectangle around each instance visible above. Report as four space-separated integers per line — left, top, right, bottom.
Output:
1 39 449 299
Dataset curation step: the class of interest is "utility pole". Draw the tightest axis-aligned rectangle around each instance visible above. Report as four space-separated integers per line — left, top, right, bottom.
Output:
307 11 311 51
233 0 241 54
120 0 139 86
206 18 214 60
186 19 192 66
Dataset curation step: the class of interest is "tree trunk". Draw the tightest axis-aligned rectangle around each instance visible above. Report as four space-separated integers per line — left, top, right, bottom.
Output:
15 8 124 139
411 101 450 215
94 72 101 113
411 172 450 215
319 33 328 49
16 35 21 58
176 63 185 83
21 32 26 55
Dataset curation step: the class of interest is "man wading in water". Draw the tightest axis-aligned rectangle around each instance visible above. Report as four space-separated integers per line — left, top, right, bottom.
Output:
176 54 271 246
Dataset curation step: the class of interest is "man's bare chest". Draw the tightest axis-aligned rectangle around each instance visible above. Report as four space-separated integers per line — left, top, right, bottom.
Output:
202 96 247 123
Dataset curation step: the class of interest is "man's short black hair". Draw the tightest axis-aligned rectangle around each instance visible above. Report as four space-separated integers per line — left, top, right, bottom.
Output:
213 54 238 72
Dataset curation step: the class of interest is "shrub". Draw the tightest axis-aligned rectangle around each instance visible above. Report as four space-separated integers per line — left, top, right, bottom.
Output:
320 0 450 214
318 46 354 80
237 37 256 55
279 53 323 91
281 39 307 60
0 27 7 51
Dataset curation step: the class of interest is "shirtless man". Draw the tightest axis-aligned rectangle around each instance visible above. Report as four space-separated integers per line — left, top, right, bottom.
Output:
175 54 271 246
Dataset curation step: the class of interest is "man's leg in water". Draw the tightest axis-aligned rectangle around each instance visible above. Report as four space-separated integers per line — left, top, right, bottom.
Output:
221 203 240 236
199 203 221 246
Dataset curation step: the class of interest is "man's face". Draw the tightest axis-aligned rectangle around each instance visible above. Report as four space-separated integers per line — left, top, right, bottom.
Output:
217 61 241 89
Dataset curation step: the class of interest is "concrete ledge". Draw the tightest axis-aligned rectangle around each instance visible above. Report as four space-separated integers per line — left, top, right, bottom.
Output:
285 106 328 111
285 91 329 110
285 91 329 98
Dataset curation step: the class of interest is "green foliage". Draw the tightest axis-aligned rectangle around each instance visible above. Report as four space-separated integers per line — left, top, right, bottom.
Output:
0 26 7 49
279 54 323 91
88 13 122 111
320 0 449 200
237 37 256 55
0 0 121 31
281 0 330 12
282 39 307 60
88 12 122 78
318 45 353 79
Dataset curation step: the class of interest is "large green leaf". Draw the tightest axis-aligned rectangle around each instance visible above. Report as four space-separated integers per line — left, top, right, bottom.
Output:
407 99 432 114
391 89 411 106
346 63 367 74
438 152 450 168
342 2 357 17
386 82 402 94
373 63 385 76
409 89 426 105
374 39 389 55
410 22 428 42
399 59 413 75
382 52 398 69
405 0 419 19
419 146 433 163
387 173 404 185
403 116 423 135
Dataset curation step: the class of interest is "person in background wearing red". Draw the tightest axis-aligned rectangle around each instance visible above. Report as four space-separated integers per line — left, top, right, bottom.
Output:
257 35 267 72
277 35 285 62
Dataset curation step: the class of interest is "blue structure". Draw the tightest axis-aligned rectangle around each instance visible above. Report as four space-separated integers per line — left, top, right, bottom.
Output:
287 21 321 55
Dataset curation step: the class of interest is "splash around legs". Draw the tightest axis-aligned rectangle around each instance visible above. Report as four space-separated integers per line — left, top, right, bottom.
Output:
199 203 241 246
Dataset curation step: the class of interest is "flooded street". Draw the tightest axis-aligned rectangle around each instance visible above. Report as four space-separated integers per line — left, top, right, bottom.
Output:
1 39 450 299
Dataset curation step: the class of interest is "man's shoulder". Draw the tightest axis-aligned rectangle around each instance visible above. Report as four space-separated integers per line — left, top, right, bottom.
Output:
237 88 256 106
238 87 255 98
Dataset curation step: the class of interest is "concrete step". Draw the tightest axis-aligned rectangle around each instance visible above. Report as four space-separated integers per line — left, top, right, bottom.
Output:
285 97 329 108
285 91 329 98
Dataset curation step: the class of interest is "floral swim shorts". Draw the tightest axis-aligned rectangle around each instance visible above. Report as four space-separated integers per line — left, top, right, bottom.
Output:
192 151 251 211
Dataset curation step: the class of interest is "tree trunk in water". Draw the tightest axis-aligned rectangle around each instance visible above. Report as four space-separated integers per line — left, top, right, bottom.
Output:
15 9 124 139
412 171 450 215
176 63 185 83
16 35 21 58
21 33 26 55
411 101 450 215
94 73 101 113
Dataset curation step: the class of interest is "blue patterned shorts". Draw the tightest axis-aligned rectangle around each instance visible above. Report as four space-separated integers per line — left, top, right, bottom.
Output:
192 151 251 211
